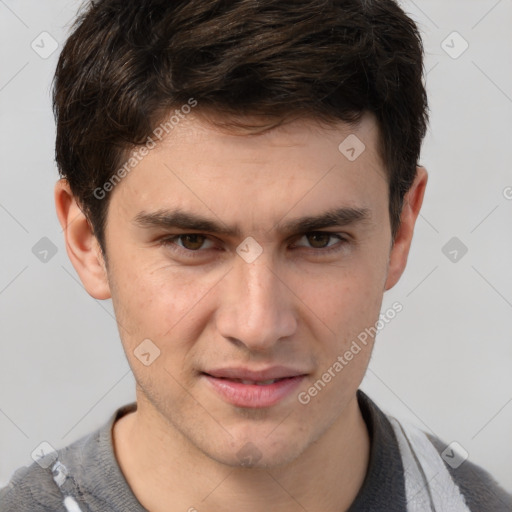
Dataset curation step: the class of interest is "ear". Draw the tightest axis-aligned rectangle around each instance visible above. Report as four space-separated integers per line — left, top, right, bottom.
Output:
55 179 111 300
384 166 428 291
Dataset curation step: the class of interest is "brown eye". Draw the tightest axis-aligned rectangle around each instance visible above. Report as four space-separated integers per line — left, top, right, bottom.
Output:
178 234 207 250
292 232 349 255
160 233 218 260
305 232 332 249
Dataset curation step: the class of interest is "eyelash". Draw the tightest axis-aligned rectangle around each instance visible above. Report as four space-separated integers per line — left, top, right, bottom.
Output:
159 232 350 259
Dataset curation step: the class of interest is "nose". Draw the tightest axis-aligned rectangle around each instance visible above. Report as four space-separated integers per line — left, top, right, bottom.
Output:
215 252 298 352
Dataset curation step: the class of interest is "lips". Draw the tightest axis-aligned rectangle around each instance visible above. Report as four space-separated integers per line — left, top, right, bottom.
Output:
201 366 308 408
203 366 307 382
227 378 284 385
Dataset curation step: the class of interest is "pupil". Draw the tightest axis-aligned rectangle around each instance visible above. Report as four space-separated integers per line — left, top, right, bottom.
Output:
308 233 329 248
183 234 204 250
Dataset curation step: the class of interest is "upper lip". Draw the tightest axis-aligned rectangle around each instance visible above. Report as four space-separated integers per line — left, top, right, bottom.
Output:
203 366 309 381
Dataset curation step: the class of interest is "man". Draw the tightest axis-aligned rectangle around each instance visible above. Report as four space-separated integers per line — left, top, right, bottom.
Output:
1 0 511 511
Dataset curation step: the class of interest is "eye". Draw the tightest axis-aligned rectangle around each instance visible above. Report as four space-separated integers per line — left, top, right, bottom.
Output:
159 231 350 259
161 234 216 254
292 232 349 254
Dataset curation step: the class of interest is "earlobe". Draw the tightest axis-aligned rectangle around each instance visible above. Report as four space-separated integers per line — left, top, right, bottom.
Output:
384 166 428 291
54 179 111 300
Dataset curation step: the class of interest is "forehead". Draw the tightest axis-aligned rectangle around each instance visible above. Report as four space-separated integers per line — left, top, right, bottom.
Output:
149 111 383 171
109 111 387 233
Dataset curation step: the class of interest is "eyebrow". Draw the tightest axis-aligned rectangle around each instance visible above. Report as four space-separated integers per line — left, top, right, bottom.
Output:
133 206 372 238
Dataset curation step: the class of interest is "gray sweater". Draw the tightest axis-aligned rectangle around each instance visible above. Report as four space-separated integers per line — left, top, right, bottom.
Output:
1 391 511 511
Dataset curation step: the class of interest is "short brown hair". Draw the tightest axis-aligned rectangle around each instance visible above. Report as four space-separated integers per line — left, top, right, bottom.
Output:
53 0 429 252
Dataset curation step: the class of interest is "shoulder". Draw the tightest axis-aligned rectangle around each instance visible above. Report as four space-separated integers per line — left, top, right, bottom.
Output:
0 461 66 512
426 433 512 512
0 402 137 511
361 390 512 512
0 428 99 511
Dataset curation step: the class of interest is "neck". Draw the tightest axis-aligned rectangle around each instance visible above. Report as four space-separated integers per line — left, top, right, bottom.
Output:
113 393 370 512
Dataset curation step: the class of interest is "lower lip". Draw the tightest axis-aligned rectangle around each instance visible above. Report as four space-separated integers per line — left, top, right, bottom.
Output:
203 374 306 408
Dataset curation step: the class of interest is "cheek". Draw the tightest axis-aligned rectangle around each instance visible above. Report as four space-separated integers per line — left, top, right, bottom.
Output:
299 254 386 335
108 254 223 349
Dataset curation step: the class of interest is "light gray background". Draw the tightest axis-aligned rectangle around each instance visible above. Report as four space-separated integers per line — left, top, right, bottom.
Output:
1 0 511 494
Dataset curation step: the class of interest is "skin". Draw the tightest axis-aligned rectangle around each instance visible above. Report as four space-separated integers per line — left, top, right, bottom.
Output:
55 111 427 512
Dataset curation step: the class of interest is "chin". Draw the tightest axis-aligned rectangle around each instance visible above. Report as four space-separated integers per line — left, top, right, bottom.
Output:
203 432 306 470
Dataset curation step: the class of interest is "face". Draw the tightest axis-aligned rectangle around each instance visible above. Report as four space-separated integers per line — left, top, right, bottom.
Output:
81 112 416 468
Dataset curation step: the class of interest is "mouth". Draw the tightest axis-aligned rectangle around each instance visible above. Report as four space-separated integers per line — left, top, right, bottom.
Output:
209 377 289 385
201 369 308 408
